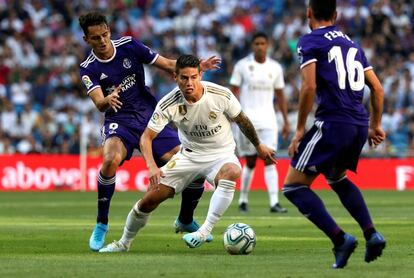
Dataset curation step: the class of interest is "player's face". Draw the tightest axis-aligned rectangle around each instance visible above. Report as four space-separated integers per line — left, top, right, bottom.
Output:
175 67 203 101
84 24 113 59
251 37 268 60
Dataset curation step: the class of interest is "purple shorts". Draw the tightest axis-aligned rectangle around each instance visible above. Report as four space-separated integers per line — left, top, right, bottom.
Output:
291 120 368 176
102 121 180 166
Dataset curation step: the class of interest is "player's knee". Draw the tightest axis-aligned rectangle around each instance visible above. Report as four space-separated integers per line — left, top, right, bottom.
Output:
102 152 123 170
217 164 241 181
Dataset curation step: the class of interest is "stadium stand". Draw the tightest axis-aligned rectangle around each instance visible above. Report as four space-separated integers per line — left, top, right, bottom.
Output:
0 0 413 157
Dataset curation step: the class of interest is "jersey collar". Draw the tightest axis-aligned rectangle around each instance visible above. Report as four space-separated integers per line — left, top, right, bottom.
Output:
92 40 117 63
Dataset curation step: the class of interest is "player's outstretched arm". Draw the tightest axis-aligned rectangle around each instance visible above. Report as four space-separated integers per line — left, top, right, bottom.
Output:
89 86 123 112
140 127 163 186
365 69 386 147
233 111 277 164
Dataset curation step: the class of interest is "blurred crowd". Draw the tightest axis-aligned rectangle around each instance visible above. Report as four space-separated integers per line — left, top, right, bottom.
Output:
0 0 413 157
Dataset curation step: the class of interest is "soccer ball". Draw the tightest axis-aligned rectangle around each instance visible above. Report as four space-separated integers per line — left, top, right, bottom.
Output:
223 223 256 255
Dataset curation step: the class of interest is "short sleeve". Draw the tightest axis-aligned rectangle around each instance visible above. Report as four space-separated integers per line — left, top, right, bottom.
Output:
229 61 242 87
273 63 285 90
297 35 317 69
359 47 372 71
131 38 159 65
226 90 242 118
79 67 100 95
147 106 170 133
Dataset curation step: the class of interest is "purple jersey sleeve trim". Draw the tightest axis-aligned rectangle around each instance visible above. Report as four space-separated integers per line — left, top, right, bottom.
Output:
300 59 317 69
149 54 159 65
363 66 373 71
87 85 101 95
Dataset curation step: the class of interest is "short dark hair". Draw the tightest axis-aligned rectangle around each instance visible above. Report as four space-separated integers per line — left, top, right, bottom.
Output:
251 31 268 43
79 12 108 35
175 54 200 74
309 0 336 21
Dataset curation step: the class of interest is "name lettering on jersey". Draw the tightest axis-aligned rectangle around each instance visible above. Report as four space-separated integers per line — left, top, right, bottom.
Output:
123 58 132 69
100 73 108 80
248 84 273 91
120 74 136 91
82 75 93 89
178 105 187 115
324 30 352 42
183 124 222 138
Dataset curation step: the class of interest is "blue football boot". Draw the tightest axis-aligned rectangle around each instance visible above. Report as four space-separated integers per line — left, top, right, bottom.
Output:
365 232 386 263
89 223 108 251
332 233 358 269
182 231 209 248
174 219 213 242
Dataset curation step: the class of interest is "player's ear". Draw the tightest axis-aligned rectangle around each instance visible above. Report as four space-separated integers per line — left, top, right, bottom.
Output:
173 72 177 81
332 11 338 22
306 7 312 19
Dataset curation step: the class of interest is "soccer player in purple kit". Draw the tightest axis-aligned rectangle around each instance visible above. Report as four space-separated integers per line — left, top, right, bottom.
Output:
78 12 220 251
283 0 386 269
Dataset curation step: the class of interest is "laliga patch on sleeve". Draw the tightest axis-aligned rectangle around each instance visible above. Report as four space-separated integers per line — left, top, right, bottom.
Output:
82 75 93 89
151 112 160 124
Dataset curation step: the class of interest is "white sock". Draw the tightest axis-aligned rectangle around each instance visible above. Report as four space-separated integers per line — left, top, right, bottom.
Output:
120 200 150 248
264 165 279 207
200 180 236 238
239 166 254 204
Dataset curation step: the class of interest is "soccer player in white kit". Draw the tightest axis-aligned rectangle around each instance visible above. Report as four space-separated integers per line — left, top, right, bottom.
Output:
99 54 276 252
230 32 290 213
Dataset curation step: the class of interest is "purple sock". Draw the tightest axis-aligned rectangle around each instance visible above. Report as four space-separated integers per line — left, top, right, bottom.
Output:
329 177 375 240
97 171 116 225
284 184 343 244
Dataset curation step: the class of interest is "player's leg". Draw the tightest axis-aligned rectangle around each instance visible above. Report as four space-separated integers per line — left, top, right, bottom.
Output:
283 167 356 268
89 136 127 251
153 127 205 232
100 184 175 252
262 128 287 213
237 129 256 212
239 155 256 212
283 122 356 268
183 156 240 248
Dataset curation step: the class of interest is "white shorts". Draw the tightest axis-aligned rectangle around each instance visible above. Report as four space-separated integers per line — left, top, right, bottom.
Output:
160 152 241 194
236 128 278 156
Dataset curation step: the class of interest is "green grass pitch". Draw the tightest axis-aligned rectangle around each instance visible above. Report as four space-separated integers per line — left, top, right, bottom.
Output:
0 190 413 277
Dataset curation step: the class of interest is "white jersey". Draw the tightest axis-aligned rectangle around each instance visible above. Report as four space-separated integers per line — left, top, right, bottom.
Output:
148 81 242 162
229 54 285 130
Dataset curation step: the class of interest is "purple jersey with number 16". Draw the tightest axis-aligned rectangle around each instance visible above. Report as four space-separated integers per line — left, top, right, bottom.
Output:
79 36 180 164
297 25 371 126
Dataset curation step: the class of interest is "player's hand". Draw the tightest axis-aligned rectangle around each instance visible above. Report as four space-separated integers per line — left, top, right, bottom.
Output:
200 56 221 71
288 129 304 157
107 85 123 112
282 122 290 140
148 166 165 188
256 143 277 164
368 126 386 148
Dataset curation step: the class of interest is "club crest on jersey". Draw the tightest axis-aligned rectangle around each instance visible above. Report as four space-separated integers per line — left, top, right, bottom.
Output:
166 159 177 169
82 75 93 89
208 111 217 121
178 105 187 115
249 65 254 71
123 58 132 69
